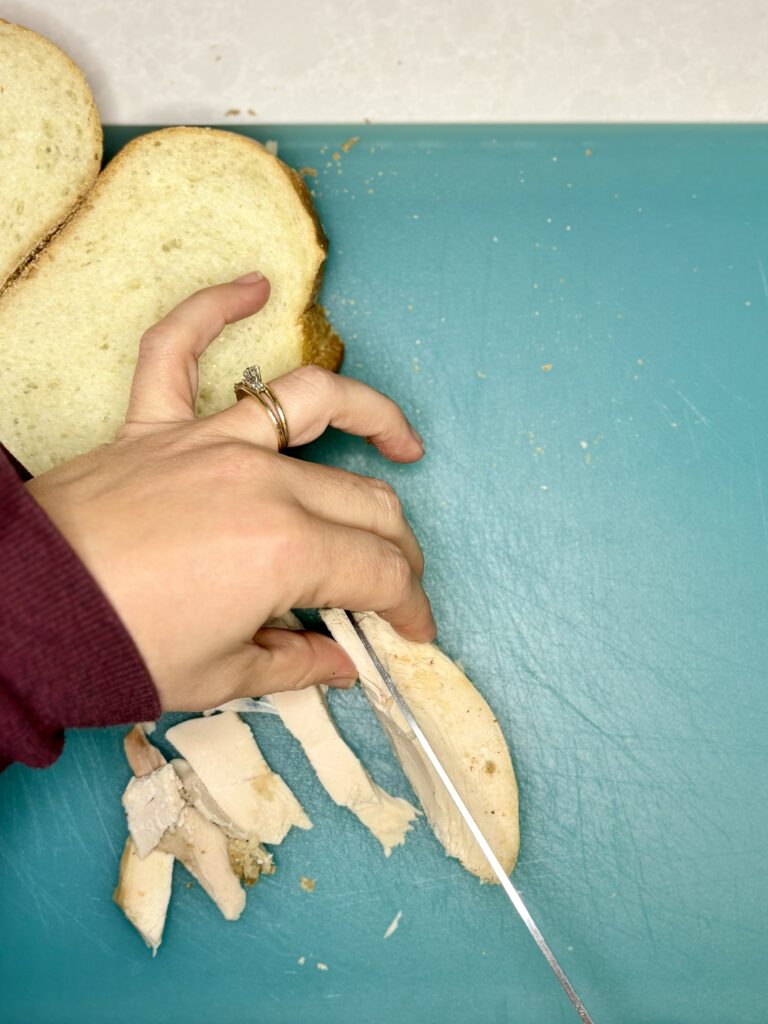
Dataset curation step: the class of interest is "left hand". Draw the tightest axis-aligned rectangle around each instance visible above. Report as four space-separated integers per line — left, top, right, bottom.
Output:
27 273 434 712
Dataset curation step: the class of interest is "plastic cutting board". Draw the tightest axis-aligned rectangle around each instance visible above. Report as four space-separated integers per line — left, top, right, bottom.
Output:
1 125 767 1023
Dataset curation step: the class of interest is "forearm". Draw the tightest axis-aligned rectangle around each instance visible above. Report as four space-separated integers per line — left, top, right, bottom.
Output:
0 447 159 769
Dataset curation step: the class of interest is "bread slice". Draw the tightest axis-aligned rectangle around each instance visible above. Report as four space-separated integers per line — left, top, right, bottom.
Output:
0 126 343 474
0 20 102 291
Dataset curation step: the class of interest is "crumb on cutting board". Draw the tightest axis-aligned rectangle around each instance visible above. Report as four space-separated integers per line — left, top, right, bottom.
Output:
316 962 329 971
541 363 554 372
299 167 318 178
298 956 306 966
299 876 316 893
383 910 402 939
341 135 361 153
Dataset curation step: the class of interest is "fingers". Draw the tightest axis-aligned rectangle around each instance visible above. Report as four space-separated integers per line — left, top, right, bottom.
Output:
237 628 358 697
275 458 424 577
211 364 424 462
126 273 270 424
292 516 436 643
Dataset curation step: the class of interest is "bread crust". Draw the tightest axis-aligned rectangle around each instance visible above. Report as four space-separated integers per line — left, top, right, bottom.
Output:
0 19 103 292
300 303 345 371
277 161 344 372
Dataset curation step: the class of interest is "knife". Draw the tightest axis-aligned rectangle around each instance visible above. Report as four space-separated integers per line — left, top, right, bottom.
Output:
344 611 595 1024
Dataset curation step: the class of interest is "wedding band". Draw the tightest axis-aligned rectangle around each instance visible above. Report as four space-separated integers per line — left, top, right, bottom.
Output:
234 365 290 450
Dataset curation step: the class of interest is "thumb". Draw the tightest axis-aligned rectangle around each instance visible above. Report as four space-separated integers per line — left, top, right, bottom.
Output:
241 627 357 696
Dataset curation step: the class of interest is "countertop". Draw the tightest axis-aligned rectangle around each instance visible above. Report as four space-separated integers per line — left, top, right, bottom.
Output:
3 0 768 123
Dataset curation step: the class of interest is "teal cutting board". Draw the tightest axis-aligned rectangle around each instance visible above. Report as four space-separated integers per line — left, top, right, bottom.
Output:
1 126 767 1024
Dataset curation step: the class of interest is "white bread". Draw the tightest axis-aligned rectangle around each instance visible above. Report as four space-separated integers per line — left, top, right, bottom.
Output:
0 126 342 474
0 20 102 291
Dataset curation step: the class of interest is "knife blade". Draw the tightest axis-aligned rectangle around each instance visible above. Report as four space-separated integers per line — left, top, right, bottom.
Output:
344 611 595 1024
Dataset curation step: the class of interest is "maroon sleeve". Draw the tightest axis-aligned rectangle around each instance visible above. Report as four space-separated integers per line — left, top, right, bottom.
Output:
0 447 160 769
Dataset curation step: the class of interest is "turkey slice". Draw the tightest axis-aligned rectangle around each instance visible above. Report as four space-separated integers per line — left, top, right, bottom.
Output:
320 610 519 882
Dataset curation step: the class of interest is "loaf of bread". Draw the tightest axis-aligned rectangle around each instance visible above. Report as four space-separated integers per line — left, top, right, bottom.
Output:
0 20 102 292
0 126 342 474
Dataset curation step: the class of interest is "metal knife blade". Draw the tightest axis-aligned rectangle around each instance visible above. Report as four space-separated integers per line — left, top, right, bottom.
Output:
344 610 595 1024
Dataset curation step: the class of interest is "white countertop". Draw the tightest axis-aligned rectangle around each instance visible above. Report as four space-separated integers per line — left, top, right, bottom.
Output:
4 0 767 123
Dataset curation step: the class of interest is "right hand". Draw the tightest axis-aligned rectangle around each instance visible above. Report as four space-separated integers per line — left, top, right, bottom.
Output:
26 273 435 712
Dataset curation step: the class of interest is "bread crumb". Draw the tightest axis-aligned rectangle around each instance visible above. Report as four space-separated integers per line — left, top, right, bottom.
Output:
316 962 329 971
383 910 402 939
247 108 257 116
476 371 487 379
636 357 644 365
298 956 306 966
585 148 593 157
225 108 241 116
541 363 553 372
579 440 589 449
332 152 341 161
341 136 361 153
299 167 318 178
300 876 316 893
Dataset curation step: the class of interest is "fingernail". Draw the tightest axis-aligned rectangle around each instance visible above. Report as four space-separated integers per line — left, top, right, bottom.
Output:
233 271 265 284
332 677 357 689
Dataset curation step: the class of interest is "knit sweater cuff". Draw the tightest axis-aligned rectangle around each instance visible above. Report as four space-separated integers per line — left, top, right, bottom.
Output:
1 448 161 768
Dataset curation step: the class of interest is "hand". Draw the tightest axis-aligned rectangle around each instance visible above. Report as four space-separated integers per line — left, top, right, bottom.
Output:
26 273 434 712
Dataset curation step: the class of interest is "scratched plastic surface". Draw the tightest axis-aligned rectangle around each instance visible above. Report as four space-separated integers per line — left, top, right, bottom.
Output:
1 126 767 1023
